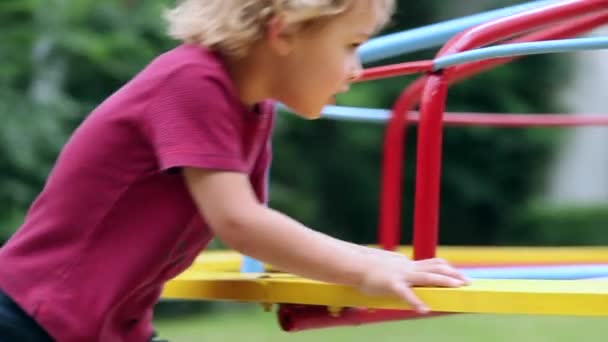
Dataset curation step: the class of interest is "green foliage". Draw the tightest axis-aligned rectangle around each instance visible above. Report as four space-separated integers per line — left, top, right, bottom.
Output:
502 202 608 246
0 0 577 248
0 88 77 240
270 4 573 245
0 0 176 239
433 56 571 245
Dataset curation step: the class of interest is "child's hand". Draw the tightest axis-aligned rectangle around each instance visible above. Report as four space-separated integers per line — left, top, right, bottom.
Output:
358 257 469 313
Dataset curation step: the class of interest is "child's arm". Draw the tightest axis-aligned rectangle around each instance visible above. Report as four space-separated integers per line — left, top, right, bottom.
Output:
183 168 468 313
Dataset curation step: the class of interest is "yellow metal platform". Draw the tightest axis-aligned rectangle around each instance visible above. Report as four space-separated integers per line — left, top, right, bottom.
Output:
162 246 608 316
188 246 608 272
163 270 608 316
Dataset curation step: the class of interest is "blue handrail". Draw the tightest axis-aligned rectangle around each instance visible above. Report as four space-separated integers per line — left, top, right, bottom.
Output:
434 37 608 70
318 38 608 123
359 0 560 63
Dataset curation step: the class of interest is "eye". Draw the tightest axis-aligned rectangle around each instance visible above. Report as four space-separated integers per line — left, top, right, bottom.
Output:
349 42 362 50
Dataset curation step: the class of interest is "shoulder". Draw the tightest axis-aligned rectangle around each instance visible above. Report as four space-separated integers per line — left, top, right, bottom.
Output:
143 44 233 94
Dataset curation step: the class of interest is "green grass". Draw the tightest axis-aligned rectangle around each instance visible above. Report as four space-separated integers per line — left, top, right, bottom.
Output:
154 304 606 341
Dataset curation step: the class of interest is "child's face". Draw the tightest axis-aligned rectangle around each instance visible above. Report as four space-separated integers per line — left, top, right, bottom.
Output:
272 0 380 119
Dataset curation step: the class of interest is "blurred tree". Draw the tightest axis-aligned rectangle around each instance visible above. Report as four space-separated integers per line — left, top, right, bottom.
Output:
0 0 574 247
0 0 176 240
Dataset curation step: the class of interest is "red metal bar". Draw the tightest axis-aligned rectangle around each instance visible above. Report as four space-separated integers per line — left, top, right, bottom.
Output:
449 12 608 82
359 60 434 82
378 77 427 251
378 9 608 255
360 12 608 86
414 112 608 127
277 3 608 333
439 0 608 61
388 12 608 101
411 0 608 260
278 304 448 332
412 74 449 260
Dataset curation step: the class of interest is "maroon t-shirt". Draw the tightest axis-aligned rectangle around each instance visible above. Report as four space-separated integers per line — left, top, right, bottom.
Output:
0 44 274 341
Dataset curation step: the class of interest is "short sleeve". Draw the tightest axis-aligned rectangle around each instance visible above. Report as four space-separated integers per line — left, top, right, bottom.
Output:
141 66 247 172
250 139 272 204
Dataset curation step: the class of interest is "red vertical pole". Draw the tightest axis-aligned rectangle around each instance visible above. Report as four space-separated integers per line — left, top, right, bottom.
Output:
378 78 426 251
412 74 449 260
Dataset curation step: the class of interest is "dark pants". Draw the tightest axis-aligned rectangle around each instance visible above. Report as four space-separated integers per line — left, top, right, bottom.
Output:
0 289 168 342
0 289 54 341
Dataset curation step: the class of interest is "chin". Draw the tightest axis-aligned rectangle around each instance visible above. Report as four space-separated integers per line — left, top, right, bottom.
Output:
293 105 324 120
297 111 323 120
280 101 324 120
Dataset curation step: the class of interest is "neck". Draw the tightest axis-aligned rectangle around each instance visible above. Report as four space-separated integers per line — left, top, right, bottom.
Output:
223 48 270 109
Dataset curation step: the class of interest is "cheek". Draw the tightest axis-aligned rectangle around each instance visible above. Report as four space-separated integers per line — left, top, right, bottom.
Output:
292 59 339 94
306 60 346 97
274 49 347 116
298 47 347 81
279 73 332 118
320 54 349 79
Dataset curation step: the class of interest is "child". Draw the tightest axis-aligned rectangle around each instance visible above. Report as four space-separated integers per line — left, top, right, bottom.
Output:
0 0 469 341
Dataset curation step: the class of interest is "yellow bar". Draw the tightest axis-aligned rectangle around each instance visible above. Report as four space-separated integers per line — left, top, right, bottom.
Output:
398 246 608 265
192 247 608 272
162 271 608 316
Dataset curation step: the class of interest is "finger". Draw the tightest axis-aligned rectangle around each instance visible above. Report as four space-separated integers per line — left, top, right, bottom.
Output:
416 257 448 265
414 259 471 284
388 251 409 259
418 264 470 283
391 282 429 314
406 272 466 287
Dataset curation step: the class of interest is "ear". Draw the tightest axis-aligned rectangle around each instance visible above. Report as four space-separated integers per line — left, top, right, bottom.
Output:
265 15 295 56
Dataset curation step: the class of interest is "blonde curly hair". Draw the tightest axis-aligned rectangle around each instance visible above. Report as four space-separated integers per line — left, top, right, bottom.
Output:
165 0 395 59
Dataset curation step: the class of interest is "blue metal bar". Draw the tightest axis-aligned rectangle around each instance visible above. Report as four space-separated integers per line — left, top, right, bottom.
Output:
461 264 608 280
317 37 608 123
359 0 560 63
250 2 600 275
240 256 265 273
320 105 390 123
434 37 608 70
278 1 565 119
